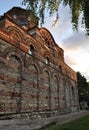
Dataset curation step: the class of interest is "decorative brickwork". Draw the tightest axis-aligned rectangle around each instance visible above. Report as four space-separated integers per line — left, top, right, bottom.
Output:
0 7 79 118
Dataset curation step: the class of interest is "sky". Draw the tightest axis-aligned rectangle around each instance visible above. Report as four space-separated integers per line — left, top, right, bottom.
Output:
0 0 89 81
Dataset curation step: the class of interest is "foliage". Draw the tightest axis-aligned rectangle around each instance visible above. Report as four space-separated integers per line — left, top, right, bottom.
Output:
22 0 89 35
22 0 61 26
77 72 89 106
47 115 89 130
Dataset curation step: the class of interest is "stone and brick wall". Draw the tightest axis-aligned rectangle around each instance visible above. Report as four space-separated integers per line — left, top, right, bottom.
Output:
0 7 79 118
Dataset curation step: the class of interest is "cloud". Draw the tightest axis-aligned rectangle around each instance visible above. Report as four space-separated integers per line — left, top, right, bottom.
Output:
62 31 89 81
81 70 89 82
86 75 89 82
44 4 73 43
43 3 89 81
64 50 89 81
65 55 78 67
62 31 89 51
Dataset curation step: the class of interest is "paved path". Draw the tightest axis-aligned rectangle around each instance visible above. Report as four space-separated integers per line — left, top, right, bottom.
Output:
0 111 89 130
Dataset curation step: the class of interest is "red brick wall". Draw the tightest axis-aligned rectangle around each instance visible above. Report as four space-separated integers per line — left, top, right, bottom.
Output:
0 9 79 117
0 38 79 116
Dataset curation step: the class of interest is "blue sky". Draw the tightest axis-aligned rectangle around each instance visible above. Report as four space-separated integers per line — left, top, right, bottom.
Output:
0 1 89 81
0 1 23 15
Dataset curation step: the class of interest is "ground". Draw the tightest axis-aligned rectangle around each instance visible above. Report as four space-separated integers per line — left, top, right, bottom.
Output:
0 111 89 130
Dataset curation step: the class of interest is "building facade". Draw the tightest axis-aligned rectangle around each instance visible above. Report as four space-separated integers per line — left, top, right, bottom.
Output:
0 7 79 118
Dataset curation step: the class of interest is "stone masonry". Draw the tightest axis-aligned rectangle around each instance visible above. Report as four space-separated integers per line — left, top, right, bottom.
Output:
0 7 79 118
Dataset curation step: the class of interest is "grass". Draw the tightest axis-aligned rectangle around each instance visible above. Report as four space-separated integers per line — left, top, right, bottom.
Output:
45 115 89 130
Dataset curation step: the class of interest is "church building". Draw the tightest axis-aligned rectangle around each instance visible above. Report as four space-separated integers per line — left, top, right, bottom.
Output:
0 7 79 118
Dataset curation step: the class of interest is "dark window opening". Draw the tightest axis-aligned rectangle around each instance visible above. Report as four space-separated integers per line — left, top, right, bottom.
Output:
46 57 50 65
18 18 27 26
59 65 62 73
29 45 34 55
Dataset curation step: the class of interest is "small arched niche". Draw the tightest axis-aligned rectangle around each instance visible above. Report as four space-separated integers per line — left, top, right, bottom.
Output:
29 45 34 55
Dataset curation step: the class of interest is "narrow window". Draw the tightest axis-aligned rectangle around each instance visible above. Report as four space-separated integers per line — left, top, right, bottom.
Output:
19 18 25 26
29 45 34 55
59 65 62 73
46 57 50 65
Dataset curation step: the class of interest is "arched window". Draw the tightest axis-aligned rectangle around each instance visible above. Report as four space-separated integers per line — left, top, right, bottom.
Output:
59 65 62 73
46 57 50 65
18 18 28 27
19 18 25 26
29 45 34 55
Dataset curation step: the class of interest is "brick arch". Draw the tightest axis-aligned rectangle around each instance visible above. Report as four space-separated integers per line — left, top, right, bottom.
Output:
52 70 62 83
2 50 23 113
41 65 51 75
44 51 52 64
28 63 39 76
39 68 51 110
52 70 59 78
44 51 51 58
52 73 59 86
43 69 50 80
25 38 39 52
25 57 40 74
40 27 56 48
54 71 62 85
53 74 58 81
6 26 24 45
3 47 24 65
27 63 39 111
